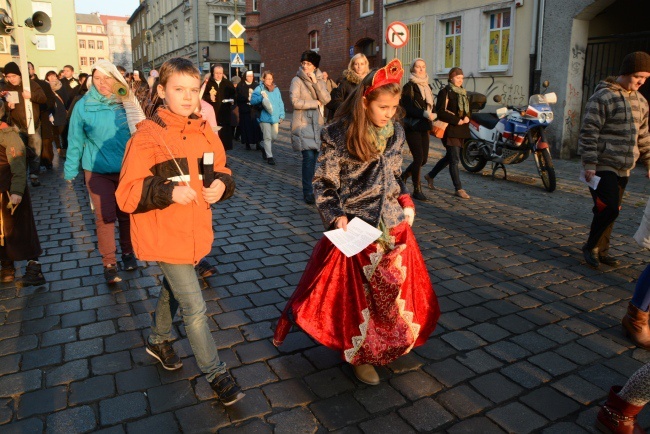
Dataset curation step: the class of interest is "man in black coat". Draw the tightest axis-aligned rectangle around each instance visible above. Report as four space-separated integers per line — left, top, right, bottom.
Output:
202 65 236 150
57 65 80 158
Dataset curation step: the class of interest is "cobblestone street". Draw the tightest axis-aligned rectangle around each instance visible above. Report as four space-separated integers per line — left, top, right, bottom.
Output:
2 122 650 433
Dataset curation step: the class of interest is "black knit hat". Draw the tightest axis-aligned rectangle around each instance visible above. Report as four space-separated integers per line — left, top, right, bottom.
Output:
619 51 650 76
300 50 321 69
3 62 21 77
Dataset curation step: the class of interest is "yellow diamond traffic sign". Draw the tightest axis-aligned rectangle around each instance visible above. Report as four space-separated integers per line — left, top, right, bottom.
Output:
230 38 244 54
227 19 245 38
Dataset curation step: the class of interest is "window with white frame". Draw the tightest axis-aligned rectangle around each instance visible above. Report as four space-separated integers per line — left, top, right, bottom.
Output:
444 18 461 69
77 25 81 32
252 0 258 11
81 57 87 66
35 35 55 50
309 30 318 51
185 16 192 45
89 57 95 64
214 14 227 42
0 36 9 54
487 10 511 68
79 39 85 49
32 2 53 17
98 40 104 50
398 22 421 85
88 40 95 49
360 0 373 16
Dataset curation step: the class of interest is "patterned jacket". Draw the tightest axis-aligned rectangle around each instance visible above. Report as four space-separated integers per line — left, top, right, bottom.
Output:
314 120 412 230
579 77 650 176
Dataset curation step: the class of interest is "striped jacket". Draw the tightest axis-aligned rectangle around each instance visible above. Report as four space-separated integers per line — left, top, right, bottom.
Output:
579 77 650 176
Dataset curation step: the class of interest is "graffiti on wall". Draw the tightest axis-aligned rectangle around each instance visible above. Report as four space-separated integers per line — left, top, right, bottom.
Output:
570 44 586 76
465 74 526 106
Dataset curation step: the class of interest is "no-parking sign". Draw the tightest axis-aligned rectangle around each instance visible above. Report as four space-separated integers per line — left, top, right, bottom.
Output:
386 21 409 49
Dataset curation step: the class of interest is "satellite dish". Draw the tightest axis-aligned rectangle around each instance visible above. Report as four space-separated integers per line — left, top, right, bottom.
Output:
25 11 51 33
0 8 13 35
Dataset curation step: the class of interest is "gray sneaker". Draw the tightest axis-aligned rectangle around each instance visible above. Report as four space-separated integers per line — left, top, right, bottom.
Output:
146 340 183 371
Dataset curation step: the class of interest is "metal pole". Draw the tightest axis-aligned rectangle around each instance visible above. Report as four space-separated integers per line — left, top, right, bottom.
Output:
14 27 35 135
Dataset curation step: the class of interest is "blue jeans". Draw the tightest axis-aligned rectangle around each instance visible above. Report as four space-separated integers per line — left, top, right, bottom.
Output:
632 263 650 311
150 262 225 382
302 149 318 198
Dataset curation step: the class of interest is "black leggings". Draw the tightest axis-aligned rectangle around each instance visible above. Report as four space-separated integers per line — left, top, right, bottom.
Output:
403 130 430 186
428 139 463 190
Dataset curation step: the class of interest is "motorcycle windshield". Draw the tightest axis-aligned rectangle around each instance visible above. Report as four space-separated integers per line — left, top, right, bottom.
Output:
529 94 547 105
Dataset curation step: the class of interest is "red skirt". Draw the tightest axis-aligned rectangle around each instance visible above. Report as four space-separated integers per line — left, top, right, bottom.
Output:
274 221 439 366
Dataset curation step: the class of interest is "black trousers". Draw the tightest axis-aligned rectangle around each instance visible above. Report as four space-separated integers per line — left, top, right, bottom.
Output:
428 138 463 190
585 171 628 255
403 130 430 186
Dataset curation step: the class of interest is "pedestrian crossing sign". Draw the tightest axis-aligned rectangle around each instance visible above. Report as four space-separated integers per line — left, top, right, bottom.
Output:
230 53 245 67
230 38 244 54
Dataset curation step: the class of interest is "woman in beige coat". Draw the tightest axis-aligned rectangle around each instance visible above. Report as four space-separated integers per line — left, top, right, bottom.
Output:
290 50 331 204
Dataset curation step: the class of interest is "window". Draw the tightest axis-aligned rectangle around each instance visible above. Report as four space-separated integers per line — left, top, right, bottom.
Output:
399 23 421 84
98 41 103 50
185 16 192 45
214 14 227 42
444 19 461 69
89 57 96 64
77 25 81 32
358 39 375 58
309 30 318 51
360 0 373 16
35 35 55 50
88 40 95 49
252 0 258 11
0 36 9 54
32 2 53 17
79 39 85 49
487 11 511 67
240 16 246 26
81 57 87 66
86 26 92 32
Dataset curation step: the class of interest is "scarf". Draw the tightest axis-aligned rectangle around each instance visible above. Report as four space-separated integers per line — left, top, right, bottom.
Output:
409 73 434 111
49 79 62 92
450 83 470 116
368 119 394 154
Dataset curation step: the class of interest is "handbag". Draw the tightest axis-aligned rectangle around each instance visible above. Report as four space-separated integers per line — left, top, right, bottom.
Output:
430 93 449 138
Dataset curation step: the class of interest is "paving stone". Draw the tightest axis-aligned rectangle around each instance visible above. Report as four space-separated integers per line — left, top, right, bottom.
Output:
225 388 272 423
21 316 60 334
46 359 89 387
148 381 198 414
234 340 279 364
304 367 356 399
359 412 416 434
468 323 510 342
496 314 537 334
309 393 369 430
262 378 316 408
46 405 97 434
413 339 456 361
441 331 487 351
542 422 589 434
18 386 67 419
104 330 143 353
484 341 532 362
0 370 42 397
69 375 115 405
487 402 547 433
457 349 503 374
97 304 131 321
268 354 316 380
91 351 132 375
0 418 43 434
175 401 230 433
47 299 81 316
232 362 278 390
126 412 180 434
578 364 628 392
552 374 606 405
21 345 62 370
470 372 523 403
115 365 161 394
603 355 645 378
214 311 250 329
447 416 506 434
437 384 493 418
520 387 581 420
389 370 442 401
64 338 103 361
0 354 21 376
99 392 148 425
213 328 245 349
555 342 602 365
577 334 629 357
528 351 578 376
500 361 552 388
510 332 557 354
241 321 275 341
79 321 116 340
425 358 475 387
268 407 320 434
220 419 273 434
398 398 454 432
42 328 77 347
353 383 407 413
0 335 38 356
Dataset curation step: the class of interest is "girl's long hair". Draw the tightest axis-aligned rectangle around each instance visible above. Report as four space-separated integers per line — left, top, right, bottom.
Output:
333 71 402 161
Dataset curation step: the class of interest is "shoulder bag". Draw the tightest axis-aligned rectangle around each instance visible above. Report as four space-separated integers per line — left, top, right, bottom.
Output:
431 91 449 139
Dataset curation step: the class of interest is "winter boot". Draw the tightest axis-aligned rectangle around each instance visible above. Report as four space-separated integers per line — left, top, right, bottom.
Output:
23 260 46 286
595 386 645 434
1 261 15 283
412 182 428 201
622 303 650 350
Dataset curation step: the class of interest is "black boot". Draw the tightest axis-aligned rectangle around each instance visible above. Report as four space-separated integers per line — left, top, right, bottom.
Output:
412 182 428 201
582 244 600 268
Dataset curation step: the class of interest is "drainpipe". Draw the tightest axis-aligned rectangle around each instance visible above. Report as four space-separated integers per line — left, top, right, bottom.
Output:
528 0 539 96
195 0 200 69
535 0 545 71
346 0 351 59
382 0 387 64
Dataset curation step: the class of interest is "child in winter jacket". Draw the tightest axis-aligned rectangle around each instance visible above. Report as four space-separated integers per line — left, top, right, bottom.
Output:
115 58 242 407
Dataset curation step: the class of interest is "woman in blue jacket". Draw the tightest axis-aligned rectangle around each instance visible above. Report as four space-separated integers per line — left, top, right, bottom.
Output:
64 60 138 284
251 71 285 165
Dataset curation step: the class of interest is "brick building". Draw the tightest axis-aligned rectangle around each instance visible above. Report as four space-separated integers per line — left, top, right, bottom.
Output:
245 0 383 109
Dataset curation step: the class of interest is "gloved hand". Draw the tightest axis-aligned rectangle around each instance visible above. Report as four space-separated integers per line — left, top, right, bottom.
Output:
404 207 415 226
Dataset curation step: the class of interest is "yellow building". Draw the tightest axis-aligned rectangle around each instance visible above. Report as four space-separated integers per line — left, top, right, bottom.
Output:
76 12 110 74
0 0 14 68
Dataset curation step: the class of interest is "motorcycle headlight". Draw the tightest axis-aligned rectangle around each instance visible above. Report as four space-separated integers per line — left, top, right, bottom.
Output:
546 112 554 122
538 113 546 122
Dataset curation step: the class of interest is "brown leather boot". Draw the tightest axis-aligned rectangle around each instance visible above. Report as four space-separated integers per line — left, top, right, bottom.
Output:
595 386 645 434
622 303 650 350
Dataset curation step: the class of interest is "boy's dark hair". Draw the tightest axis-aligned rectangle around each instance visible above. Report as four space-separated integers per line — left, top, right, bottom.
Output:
159 58 200 88
63 65 74 72
116 65 126 74
45 70 57 80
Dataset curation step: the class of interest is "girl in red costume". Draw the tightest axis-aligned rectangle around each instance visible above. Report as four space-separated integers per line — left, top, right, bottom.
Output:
274 59 440 385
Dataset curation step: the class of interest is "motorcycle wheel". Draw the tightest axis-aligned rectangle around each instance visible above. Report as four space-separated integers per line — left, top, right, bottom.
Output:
461 139 487 173
534 148 556 192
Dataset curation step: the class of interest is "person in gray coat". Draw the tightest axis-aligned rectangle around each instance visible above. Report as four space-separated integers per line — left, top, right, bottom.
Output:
290 50 331 204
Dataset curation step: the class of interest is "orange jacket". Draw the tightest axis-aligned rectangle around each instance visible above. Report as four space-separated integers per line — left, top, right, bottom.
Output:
116 108 234 264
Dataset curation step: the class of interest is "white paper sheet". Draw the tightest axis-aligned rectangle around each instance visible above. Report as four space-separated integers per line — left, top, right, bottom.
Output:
324 217 383 258
579 170 601 190
5 91 18 104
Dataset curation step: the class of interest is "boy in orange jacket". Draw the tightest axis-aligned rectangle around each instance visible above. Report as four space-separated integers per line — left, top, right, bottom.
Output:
115 58 243 406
